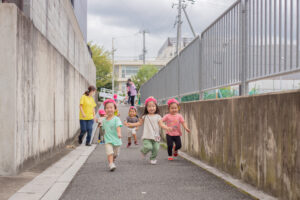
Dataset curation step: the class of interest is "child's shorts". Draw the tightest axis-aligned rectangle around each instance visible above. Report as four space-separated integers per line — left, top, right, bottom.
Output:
127 128 137 137
105 143 120 157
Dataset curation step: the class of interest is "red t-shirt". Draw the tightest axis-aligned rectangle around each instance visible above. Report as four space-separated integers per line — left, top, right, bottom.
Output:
162 113 184 136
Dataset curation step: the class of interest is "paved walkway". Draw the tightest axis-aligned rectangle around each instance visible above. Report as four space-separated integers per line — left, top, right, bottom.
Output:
60 105 253 200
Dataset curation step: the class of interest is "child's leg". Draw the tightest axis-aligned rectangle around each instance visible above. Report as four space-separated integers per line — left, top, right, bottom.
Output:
98 129 101 140
166 135 174 156
113 146 120 160
107 154 114 164
174 136 182 151
133 134 137 142
141 139 153 155
127 129 132 147
150 141 160 160
105 144 114 164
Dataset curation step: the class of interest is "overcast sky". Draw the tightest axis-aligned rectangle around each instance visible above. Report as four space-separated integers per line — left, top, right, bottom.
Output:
87 0 236 60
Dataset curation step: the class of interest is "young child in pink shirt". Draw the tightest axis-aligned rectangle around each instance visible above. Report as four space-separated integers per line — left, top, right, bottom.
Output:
162 99 190 161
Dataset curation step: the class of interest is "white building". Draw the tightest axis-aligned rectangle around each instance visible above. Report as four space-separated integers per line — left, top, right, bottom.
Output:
114 60 165 93
156 37 194 62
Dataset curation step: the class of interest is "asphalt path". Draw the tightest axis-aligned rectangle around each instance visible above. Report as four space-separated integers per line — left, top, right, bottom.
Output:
60 104 253 200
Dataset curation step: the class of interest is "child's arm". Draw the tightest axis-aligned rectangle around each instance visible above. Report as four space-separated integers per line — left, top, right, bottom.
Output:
181 121 191 133
117 126 122 138
124 118 144 128
158 120 173 132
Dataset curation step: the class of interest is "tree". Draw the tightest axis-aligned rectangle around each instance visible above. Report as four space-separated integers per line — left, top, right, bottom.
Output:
88 42 112 90
132 65 158 91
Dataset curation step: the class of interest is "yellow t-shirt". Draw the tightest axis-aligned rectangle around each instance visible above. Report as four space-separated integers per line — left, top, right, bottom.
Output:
79 95 96 120
114 109 119 116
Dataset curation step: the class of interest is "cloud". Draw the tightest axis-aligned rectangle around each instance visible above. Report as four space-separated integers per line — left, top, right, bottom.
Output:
87 0 236 59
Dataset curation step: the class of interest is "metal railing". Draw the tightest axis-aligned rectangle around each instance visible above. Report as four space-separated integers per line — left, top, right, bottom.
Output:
140 0 300 104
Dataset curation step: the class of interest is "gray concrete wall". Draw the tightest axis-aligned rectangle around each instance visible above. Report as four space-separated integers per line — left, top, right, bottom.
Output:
0 4 95 175
21 0 94 80
155 91 300 200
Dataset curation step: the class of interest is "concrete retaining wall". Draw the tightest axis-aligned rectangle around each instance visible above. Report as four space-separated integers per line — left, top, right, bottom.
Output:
0 4 95 175
156 91 300 200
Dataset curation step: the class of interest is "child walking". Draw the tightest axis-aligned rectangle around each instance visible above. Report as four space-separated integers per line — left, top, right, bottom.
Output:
124 97 171 165
97 109 106 144
126 106 139 147
162 99 190 161
102 99 122 171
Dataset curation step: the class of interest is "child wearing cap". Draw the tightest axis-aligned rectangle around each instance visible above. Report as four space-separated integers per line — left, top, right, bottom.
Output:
162 99 190 161
102 99 122 171
125 106 139 147
124 97 172 165
97 109 106 144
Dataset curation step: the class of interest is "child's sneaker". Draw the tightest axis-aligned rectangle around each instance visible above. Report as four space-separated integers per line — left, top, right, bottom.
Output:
150 160 157 165
168 156 174 161
173 150 178 157
127 143 131 148
109 163 116 171
134 141 138 145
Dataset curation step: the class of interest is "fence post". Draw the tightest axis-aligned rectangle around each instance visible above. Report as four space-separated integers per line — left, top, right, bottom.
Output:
239 0 249 96
199 38 204 100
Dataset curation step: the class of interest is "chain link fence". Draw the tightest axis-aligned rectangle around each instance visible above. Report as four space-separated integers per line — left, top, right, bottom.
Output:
140 0 300 104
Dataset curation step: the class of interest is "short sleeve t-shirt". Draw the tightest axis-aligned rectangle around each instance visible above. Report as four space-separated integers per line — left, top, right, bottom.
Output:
102 117 123 146
126 116 139 123
142 114 162 140
162 113 184 136
79 95 97 120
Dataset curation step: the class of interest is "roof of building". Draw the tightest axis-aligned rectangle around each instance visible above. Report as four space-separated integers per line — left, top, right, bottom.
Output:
114 60 166 66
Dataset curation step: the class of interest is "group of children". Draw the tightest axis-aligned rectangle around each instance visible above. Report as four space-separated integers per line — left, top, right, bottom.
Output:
97 96 190 171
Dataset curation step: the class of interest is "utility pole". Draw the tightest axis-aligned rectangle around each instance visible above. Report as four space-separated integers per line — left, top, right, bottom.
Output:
176 0 182 55
140 30 149 64
112 38 116 92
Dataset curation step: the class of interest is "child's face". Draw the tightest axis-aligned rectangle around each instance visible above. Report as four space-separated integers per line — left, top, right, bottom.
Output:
105 103 115 116
169 103 179 114
129 109 136 117
147 101 157 114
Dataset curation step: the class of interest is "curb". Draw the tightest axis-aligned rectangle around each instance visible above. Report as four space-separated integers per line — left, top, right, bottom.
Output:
178 151 277 200
9 145 96 200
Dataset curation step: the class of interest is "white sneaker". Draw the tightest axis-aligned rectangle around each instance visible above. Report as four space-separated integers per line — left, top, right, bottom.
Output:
150 160 157 165
109 163 116 171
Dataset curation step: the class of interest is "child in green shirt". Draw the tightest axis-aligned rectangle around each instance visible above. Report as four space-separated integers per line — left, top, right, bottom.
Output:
102 99 122 171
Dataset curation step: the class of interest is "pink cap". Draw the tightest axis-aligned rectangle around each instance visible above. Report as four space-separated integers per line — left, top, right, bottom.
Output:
145 96 157 105
129 106 136 110
98 109 106 115
103 99 116 106
167 98 179 106
113 94 117 99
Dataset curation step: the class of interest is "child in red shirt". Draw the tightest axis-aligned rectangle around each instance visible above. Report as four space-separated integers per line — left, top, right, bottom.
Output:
162 99 190 161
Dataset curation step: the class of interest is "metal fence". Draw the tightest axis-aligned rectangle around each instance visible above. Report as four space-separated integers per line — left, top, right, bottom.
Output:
140 0 300 104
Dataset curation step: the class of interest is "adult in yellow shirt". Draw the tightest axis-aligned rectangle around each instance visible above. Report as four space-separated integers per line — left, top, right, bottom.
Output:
78 86 97 146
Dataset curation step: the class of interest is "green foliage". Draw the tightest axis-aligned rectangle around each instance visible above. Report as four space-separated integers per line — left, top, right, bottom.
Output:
181 93 200 102
132 65 158 91
89 42 112 90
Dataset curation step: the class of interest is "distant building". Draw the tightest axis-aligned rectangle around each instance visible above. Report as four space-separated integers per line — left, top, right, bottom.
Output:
114 60 166 93
156 37 194 62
